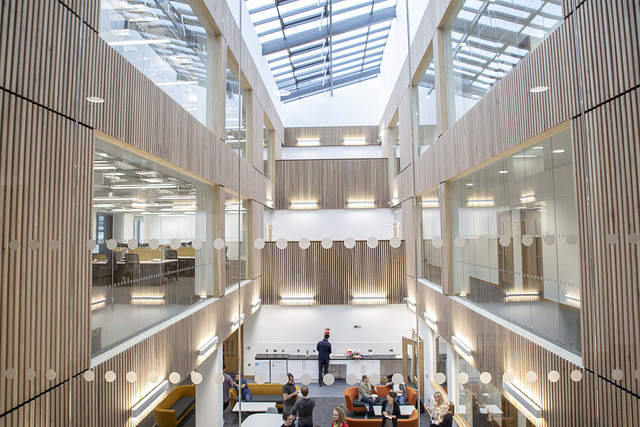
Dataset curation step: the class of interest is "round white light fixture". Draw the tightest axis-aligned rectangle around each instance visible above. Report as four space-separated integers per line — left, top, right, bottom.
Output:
530 85 549 93
86 96 105 103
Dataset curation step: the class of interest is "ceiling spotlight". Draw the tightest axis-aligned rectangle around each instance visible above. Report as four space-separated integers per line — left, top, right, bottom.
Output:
86 96 105 103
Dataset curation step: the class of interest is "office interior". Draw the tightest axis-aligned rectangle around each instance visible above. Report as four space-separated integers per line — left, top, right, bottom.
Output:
1 0 638 426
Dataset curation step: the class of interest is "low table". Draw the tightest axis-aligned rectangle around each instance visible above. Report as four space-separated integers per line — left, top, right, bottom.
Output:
232 401 277 413
241 413 283 426
373 405 415 416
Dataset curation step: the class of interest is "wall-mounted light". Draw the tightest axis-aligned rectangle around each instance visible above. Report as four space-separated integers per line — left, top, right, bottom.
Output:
452 335 473 358
266 198 274 208
424 311 437 331
565 294 580 302
343 138 367 145
404 297 416 311
502 380 542 418
131 295 165 300
297 139 320 146
198 335 219 357
520 194 536 203
281 296 315 304
552 149 565 154
347 201 375 208
390 196 399 206
529 85 549 93
352 296 387 304
91 297 107 305
505 291 539 297
130 380 169 418
252 299 262 310
290 201 318 209
232 313 245 326
467 199 495 207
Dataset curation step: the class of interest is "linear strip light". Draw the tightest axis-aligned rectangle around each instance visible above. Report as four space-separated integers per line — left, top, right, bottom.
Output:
467 199 495 207
252 299 262 309
131 295 165 300
565 294 580 302
353 296 386 300
352 296 387 304
93 197 138 202
198 335 219 357
281 296 315 303
91 297 107 305
502 380 542 418
290 201 318 209
452 335 473 358
347 201 375 208
297 139 320 146
421 200 439 208
111 184 177 190
404 297 416 312
505 291 539 297
424 311 437 331
108 38 171 47
130 380 169 418
520 195 536 203
156 80 198 87
343 138 367 145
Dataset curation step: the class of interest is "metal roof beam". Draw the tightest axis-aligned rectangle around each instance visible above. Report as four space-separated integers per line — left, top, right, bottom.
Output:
261 5 396 55
282 67 379 102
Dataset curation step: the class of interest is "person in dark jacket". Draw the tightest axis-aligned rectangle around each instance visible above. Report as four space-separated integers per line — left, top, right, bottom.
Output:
439 402 455 427
316 333 332 386
381 391 401 427
290 385 315 427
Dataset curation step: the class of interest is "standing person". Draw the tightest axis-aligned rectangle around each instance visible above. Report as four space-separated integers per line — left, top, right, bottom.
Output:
282 373 298 414
290 385 315 427
222 369 234 410
316 333 332 386
358 374 381 418
281 412 295 427
233 374 252 401
381 391 401 427
331 404 348 427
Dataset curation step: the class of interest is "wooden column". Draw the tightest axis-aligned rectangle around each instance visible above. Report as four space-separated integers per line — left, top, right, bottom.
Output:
213 184 226 298
213 35 228 138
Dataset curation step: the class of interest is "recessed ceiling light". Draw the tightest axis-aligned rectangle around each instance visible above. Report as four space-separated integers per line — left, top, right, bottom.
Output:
530 85 549 93
532 146 543 150
466 183 473 186
552 149 565 154
87 96 104 103
498 170 508 174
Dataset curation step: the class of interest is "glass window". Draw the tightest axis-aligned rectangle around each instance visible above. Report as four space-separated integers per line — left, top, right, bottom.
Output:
445 0 562 125
388 113 400 177
91 137 214 356
450 127 580 354
225 59 248 158
455 354 504 426
419 188 443 286
414 56 438 155
99 0 209 126
225 193 248 288
263 120 275 181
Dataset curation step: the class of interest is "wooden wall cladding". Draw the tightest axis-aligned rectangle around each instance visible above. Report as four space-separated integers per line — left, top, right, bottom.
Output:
261 241 405 305
577 0 640 110
67 281 258 426
275 159 390 210
283 126 379 146
0 91 93 415
575 87 640 394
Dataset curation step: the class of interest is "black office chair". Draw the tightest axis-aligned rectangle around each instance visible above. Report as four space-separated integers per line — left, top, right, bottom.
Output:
164 249 179 281
123 253 140 285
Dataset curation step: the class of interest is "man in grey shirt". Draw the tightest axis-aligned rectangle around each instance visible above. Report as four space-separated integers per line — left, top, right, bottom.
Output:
281 373 298 414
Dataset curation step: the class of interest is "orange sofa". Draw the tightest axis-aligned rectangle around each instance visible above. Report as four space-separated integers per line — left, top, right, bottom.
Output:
345 409 419 427
344 385 417 414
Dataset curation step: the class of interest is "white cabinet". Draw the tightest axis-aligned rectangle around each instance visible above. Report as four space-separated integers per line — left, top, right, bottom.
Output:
254 360 271 383
346 359 380 379
288 360 318 381
270 360 288 383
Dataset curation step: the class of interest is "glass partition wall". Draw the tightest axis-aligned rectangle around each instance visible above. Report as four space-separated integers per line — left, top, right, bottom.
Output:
450 128 581 354
91 137 214 355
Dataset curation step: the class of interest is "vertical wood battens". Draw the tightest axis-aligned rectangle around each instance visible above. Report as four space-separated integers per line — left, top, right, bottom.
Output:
261 241 405 305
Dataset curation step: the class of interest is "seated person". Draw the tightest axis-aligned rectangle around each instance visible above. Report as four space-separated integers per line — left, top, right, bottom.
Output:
384 374 408 405
233 374 252 401
358 374 382 417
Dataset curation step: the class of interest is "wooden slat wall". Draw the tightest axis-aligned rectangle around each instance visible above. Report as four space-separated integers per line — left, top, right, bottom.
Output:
262 241 405 305
70 281 258 426
0 91 92 414
283 126 379 146
275 159 390 209
576 87 640 396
